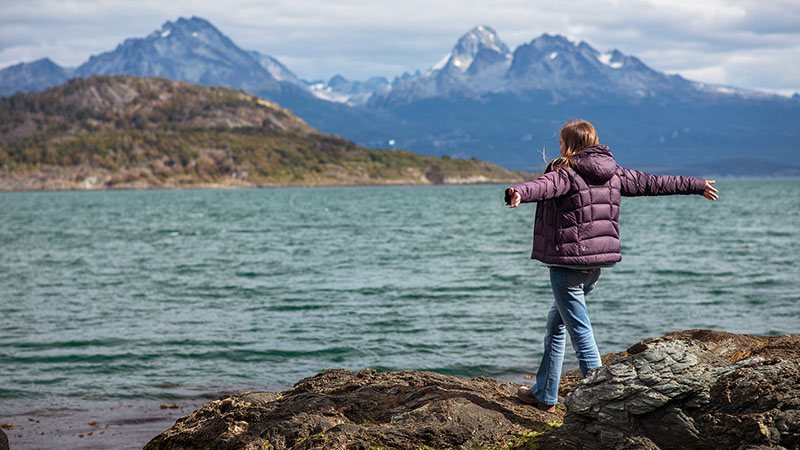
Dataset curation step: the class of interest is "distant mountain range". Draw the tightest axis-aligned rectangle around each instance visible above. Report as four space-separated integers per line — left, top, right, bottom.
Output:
371 26 700 107
2 17 799 176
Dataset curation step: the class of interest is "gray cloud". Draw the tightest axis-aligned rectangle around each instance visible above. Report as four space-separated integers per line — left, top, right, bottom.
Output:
0 0 797 94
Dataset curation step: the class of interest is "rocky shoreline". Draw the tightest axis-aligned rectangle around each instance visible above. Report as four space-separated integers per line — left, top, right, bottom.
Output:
0 165 526 192
144 330 799 450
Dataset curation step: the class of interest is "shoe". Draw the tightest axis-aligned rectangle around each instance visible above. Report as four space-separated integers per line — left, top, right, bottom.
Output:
517 386 556 412
517 386 537 405
536 402 556 413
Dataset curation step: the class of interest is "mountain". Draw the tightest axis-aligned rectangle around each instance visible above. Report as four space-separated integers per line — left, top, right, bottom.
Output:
505 35 697 100
370 26 513 106
309 75 390 106
1 18 798 175
0 58 73 97
73 17 284 93
303 28 799 175
0 75 528 191
0 18 314 99
368 29 769 107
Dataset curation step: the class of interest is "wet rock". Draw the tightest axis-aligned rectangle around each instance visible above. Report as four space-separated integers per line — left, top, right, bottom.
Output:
145 369 560 450
541 329 800 450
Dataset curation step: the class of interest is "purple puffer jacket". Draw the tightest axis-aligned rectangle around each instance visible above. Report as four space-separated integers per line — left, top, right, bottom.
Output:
510 145 706 266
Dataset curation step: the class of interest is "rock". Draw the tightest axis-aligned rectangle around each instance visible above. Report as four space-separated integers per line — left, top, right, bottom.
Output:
0 428 8 450
540 329 800 450
146 330 800 450
144 369 561 450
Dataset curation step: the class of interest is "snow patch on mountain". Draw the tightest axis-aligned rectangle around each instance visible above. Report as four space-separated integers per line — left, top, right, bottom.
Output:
309 83 353 103
597 52 622 69
431 53 451 71
308 74 390 106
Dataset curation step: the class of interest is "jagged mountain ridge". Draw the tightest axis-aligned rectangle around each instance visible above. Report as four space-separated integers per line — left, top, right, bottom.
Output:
1 18 786 105
74 17 284 93
0 17 313 100
370 27 707 107
368 26 512 106
1 17 797 174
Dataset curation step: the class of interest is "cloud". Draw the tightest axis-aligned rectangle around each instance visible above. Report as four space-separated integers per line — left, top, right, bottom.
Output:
0 0 797 94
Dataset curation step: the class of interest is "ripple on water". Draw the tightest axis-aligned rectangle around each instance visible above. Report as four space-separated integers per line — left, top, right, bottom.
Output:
0 181 798 413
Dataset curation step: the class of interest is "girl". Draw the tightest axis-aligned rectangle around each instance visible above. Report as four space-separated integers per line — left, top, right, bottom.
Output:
506 119 718 412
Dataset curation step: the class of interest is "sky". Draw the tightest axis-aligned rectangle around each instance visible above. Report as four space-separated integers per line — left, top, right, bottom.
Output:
1 0 798 96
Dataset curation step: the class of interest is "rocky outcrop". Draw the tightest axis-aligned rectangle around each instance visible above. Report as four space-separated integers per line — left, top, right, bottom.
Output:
146 330 799 450
541 329 800 450
144 369 561 450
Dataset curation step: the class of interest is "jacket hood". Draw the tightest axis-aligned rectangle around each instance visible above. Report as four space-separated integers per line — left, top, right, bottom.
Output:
572 144 616 183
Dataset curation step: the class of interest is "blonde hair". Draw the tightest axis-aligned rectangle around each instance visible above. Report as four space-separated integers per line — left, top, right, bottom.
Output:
549 119 599 171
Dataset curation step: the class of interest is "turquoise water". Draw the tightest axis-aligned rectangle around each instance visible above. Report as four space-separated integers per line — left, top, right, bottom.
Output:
1 180 799 414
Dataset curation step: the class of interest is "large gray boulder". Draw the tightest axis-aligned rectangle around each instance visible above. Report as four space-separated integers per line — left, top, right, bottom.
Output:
542 329 800 450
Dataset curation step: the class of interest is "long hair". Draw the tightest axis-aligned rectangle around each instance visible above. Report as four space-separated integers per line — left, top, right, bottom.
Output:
549 120 599 171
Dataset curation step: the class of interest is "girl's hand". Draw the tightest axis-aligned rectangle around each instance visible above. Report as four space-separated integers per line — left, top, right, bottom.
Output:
506 188 521 208
703 180 719 201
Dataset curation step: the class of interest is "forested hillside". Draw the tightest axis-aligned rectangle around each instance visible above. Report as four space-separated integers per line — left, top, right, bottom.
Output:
0 76 528 190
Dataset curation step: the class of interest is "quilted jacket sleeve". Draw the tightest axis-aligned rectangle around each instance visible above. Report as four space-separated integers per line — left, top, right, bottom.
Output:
618 167 706 197
510 170 572 203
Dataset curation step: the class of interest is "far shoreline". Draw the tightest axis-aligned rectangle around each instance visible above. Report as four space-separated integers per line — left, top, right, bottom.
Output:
0 178 531 194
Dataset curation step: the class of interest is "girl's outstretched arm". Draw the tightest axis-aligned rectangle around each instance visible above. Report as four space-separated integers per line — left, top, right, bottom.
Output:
703 180 719 201
505 170 571 208
618 167 707 197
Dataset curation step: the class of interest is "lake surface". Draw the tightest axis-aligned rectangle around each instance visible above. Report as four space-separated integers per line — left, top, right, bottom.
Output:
1 179 799 416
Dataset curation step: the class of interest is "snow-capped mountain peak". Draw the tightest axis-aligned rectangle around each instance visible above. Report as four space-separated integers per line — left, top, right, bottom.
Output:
370 27 714 107
446 25 511 73
73 16 283 92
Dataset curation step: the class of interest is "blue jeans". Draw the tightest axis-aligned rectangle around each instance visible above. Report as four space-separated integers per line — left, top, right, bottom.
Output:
531 266 603 405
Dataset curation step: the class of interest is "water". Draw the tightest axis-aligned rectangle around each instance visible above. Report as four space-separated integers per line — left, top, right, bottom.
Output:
1 180 799 416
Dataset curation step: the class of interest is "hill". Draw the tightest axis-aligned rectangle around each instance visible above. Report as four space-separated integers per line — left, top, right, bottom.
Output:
0 76 528 191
